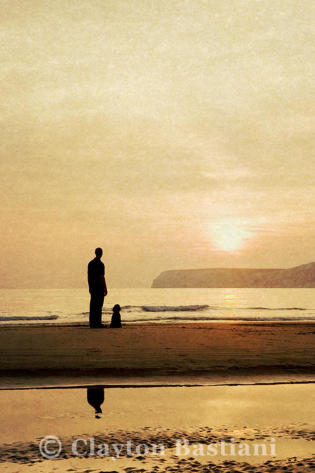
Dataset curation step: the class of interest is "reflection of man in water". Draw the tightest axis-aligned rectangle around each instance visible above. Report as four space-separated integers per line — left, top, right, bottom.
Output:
88 247 107 328
87 387 105 418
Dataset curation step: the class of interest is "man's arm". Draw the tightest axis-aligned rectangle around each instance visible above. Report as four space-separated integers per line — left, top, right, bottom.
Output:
101 263 107 296
87 263 92 294
103 276 107 296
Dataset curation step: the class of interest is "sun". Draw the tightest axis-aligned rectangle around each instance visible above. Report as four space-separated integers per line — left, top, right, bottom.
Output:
207 220 251 252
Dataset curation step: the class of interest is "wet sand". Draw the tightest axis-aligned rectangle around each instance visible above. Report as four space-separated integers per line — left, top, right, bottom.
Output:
0 384 314 472
0 322 315 387
1 322 314 471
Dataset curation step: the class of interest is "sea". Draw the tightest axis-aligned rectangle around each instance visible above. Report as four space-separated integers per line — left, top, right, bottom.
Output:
0 288 314 325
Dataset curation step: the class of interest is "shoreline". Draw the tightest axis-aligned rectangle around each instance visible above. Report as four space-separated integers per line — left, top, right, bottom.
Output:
1 319 315 327
1 379 315 391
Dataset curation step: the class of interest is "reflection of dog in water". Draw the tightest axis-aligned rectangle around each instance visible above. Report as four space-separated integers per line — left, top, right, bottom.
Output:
87 387 104 419
110 304 122 328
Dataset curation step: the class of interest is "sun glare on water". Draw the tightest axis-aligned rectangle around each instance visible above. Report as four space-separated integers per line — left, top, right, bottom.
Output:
207 220 251 252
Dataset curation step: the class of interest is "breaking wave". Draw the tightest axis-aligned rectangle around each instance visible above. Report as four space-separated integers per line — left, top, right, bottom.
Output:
129 315 315 322
248 307 307 311
141 305 209 312
0 315 58 321
121 305 311 313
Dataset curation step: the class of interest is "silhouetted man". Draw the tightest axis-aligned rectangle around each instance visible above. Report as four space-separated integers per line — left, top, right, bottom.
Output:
87 386 105 418
88 247 107 328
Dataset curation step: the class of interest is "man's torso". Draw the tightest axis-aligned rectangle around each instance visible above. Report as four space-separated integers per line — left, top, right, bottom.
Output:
88 258 105 293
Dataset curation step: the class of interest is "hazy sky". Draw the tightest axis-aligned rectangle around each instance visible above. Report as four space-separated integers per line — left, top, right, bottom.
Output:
1 0 314 288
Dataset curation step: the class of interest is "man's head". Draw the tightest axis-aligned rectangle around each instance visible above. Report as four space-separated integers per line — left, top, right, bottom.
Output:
95 247 103 258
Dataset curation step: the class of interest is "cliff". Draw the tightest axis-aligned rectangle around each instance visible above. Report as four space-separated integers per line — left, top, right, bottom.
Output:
152 262 315 288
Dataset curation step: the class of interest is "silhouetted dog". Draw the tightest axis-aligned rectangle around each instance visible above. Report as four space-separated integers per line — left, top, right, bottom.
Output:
110 304 122 328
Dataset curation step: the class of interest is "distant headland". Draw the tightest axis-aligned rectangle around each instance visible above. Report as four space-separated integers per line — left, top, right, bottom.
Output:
152 262 315 288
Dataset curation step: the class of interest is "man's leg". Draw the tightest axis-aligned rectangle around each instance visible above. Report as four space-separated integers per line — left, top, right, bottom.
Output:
89 293 97 328
95 293 104 327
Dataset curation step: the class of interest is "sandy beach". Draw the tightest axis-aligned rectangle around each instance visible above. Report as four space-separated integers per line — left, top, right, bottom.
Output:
0 322 314 387
1 322 314 472
0 384 314 472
